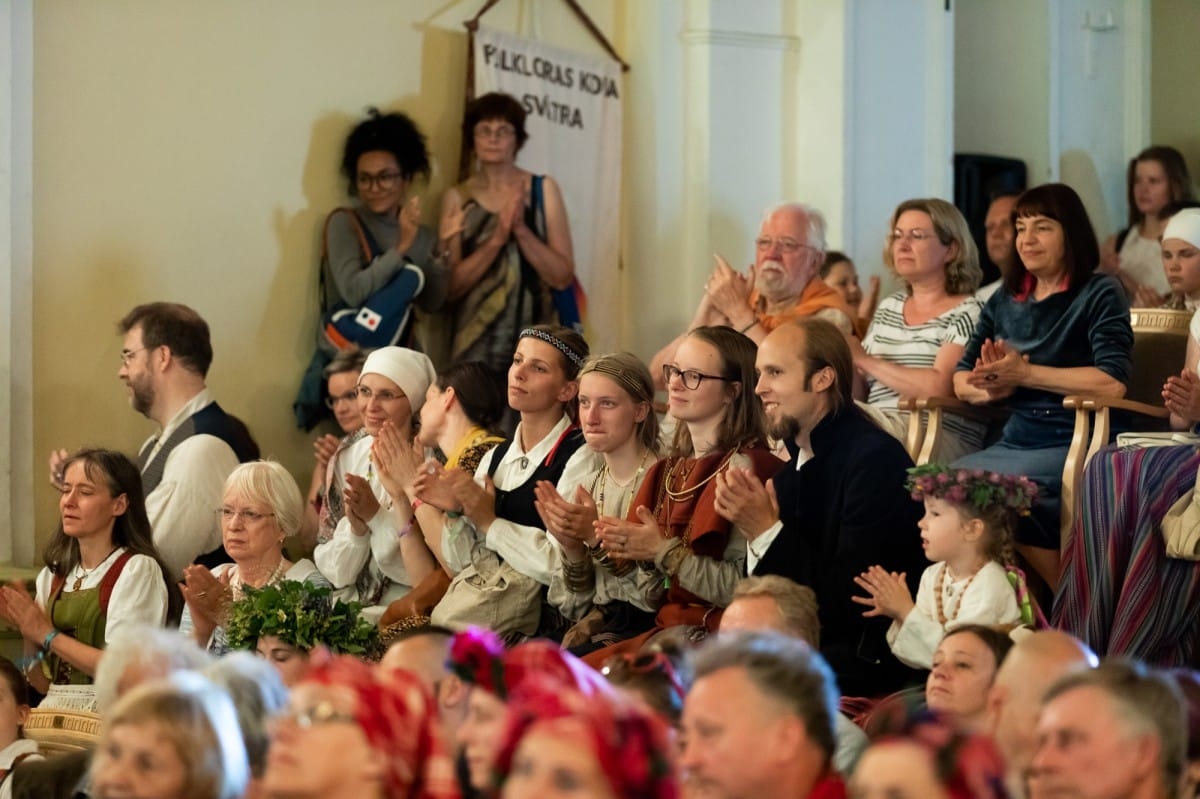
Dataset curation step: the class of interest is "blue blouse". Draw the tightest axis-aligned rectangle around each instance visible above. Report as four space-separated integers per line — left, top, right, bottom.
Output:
956 272 1133 448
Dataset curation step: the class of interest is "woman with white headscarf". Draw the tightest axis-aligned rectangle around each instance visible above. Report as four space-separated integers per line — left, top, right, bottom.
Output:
314 346 440 622
1055 207 1200 665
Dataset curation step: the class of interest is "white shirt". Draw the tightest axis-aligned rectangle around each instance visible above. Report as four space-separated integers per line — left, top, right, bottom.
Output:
479 432 603 585
442 415 601 578
313 435 412 598
0 739 42 799
35 550 170 647
745 448 811 574
886 560 1021 669
141 389 240 579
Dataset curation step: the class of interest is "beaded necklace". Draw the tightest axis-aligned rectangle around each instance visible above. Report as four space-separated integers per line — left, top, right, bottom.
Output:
933 562 980 625
594 449 651 518
230 558 290 601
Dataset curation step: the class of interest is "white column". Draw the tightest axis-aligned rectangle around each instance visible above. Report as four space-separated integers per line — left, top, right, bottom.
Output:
0 0 35 565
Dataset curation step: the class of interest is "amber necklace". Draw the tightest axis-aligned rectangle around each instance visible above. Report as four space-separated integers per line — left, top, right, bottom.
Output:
663 450 737 502
933 562 980 625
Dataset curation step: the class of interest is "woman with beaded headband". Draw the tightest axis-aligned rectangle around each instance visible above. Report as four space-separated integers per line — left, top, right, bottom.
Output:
0 449 171 702
180 461 331 655
852 464 1034 669
585 326 783 663
426 324 600 639
536 352 665 654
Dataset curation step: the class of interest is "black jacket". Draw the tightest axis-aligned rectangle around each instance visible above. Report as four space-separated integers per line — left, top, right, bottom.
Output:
754 406 926 697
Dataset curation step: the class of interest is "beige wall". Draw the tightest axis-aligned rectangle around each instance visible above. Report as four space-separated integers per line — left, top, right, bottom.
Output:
1151 0 1200 175
954 0 1051 184
30 0 618 549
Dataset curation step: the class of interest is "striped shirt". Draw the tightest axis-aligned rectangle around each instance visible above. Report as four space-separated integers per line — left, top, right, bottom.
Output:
864 291 985 445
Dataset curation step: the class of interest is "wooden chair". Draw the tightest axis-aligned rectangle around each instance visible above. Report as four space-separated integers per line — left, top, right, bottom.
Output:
24 708 101 755
899 308 1193 557
1058 307 1193 551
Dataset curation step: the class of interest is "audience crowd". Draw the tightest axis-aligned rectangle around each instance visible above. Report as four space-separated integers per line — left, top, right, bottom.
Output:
1 97 1199 799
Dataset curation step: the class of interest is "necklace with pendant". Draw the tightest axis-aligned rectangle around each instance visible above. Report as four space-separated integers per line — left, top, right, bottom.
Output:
73 547 121 591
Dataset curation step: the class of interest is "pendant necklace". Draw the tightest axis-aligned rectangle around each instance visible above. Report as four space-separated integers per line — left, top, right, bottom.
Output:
73 547 121 591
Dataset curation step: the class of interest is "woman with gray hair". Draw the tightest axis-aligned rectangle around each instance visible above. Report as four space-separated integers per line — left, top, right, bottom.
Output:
90 671 249 799
203 652 288 799
850 197 986 461
180 461 330 653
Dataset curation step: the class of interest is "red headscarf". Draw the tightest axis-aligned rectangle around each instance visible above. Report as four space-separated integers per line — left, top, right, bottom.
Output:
303 655 460 799
495 680 679 799
446 627 613 700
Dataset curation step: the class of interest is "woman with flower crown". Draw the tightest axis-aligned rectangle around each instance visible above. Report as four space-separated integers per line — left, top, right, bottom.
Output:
852 464 1036 669
586 326 782 661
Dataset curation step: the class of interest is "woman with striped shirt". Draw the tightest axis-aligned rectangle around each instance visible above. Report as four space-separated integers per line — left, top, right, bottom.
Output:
850 198 985 462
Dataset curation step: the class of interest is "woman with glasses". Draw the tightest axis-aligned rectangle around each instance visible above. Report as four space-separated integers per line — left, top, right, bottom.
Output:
587 326 782 662
540 352 665 654
299 347 369 554
0 449 172 706
432 92 576 376
313 346 441 622
323 109 445 344
850 198 986 462
180 461 329 653
264 654 460 799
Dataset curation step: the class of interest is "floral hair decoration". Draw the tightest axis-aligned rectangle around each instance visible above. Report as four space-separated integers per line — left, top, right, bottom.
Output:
447 627 614 701
224 580 380 659
906 463 1038 516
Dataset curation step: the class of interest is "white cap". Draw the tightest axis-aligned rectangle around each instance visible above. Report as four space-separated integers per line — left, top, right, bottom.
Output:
1163 208 1200 250
359 347 436 412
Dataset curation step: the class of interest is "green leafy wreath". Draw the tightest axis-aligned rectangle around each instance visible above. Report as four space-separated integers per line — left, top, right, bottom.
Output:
224 579 380 659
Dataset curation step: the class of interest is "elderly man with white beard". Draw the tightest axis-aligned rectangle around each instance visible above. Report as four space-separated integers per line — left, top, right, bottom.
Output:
651 203 854 390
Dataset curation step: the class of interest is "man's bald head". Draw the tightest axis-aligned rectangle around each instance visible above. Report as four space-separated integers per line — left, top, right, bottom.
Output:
987 631 1097 794
379 627 454 689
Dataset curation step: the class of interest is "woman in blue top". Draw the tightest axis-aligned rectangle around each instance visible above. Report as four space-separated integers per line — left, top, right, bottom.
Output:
952 183 1133 586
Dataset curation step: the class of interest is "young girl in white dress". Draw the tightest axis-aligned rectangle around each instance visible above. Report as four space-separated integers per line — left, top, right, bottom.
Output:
852 464 1038 669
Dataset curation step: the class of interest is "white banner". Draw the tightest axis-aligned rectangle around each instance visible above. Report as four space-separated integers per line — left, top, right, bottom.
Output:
473 25 623 352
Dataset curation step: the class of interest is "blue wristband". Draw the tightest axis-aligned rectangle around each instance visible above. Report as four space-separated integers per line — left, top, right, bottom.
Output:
42 629 60 654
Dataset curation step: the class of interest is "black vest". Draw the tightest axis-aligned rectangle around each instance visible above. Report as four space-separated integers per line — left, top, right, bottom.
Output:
487 427 584 527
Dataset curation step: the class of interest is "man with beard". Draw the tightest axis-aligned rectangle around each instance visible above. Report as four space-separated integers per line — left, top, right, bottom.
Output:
50 302 258 578
712 318 925 697
651 203 853 390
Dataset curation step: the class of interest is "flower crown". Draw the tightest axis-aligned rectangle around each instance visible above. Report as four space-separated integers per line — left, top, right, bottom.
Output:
906 464 1038 516
224 580 380 659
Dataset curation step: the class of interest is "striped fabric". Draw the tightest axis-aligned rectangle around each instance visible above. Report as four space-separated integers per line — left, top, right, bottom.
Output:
864 292 986 447
1054 444 1200 666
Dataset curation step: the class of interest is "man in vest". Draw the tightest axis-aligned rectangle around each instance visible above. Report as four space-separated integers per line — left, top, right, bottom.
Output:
51 302 258 578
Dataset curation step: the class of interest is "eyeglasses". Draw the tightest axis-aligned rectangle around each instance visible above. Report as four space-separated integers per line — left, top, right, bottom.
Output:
216 507 276 525
890 228 939 244
663 364 734 391
474 123 516 140
274 701 357 730
324 389 359 408
119 347 148 366
355 170 403 192
754 236 814 254
357 386 407 404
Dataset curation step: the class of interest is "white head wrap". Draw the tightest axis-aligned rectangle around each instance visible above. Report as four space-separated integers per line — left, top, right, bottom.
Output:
1163 208 1200 250
359 347 437 413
